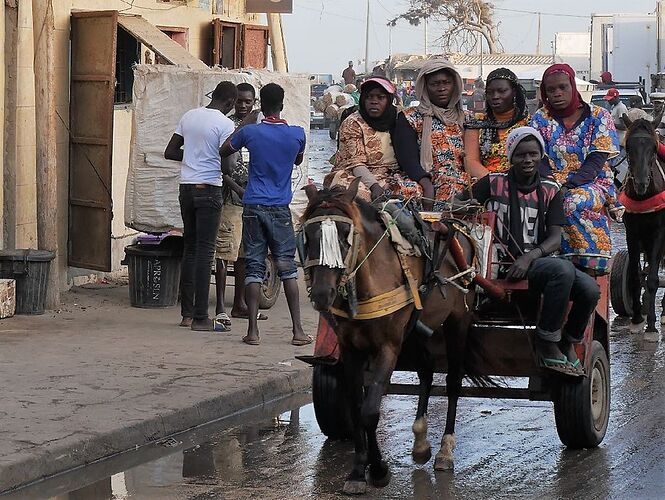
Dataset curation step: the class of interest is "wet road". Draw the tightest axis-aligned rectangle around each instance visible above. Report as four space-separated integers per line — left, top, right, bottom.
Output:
12 131 665 499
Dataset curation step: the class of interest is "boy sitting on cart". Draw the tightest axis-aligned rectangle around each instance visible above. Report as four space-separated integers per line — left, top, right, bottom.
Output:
458 126 600 376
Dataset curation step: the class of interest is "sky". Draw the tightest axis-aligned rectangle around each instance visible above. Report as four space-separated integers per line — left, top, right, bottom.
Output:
281 0 659 76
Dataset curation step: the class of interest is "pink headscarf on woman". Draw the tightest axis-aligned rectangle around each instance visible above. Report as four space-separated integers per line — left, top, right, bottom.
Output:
414 59 465 172
540 63 583 120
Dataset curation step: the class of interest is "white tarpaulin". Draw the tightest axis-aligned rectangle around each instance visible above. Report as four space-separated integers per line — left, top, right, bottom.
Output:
125 65 310 233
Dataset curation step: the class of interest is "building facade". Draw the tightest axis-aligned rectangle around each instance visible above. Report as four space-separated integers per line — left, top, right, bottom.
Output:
2 0 268 293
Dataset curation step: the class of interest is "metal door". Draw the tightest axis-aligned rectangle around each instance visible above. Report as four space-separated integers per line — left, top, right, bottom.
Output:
68 11 117 271
241 24 269 69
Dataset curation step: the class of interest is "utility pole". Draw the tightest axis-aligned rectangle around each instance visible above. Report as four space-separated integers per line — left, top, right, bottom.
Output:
365 0 370 74
424 16 429 55
388 22 393 57
536 12 541 55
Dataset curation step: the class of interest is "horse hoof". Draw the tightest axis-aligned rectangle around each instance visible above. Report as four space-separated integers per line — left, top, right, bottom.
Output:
643 331 660 343
368 461 391 488
434 454 454 471
343 480 367 495
412 445 432 464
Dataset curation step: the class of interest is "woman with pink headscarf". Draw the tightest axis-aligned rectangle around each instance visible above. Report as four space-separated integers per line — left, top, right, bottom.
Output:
531 63 620 275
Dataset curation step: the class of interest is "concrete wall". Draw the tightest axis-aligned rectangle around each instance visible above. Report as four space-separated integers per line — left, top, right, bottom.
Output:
6 0 262 291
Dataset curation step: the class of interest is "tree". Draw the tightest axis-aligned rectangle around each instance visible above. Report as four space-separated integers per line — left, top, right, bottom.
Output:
394 0 502 54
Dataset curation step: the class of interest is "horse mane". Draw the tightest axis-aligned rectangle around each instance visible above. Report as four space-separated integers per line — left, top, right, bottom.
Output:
301 186 377 226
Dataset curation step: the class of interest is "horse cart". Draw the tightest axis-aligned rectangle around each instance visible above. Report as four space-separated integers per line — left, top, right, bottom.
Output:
298 211 611 449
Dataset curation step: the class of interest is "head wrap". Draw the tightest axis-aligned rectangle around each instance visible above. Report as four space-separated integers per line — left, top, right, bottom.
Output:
505 126 545 164
414 59 465 171
465 67 529 142
540 64 583 120
358 77 397 132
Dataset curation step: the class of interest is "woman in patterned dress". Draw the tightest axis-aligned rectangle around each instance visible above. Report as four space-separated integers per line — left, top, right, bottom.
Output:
465 67 531 174
392 59 481 210
531 63 620 274
324 77 406 202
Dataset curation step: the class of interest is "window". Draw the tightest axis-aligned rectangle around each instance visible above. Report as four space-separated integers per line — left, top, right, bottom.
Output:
156 27 188 65
115 27 140 104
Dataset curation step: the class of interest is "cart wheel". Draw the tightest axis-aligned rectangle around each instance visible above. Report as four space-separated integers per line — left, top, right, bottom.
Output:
259 256 280 310
312 364 353 440
553 340 610 448
610 249 633 317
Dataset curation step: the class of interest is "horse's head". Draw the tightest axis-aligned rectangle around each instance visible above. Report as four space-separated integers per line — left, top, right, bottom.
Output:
624 110 664 196
301 178 362 312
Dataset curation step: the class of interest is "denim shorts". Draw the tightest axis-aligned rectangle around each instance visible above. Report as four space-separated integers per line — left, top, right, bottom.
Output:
242 204 298 285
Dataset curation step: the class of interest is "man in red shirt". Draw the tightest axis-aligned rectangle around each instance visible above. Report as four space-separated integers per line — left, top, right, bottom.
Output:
342 61 356 85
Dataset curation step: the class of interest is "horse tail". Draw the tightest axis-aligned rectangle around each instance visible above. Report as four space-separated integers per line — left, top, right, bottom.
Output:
463 328 503 388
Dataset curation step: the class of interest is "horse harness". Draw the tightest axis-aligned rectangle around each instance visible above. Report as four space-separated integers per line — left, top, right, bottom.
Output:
299 207 476 321
621 138 665 214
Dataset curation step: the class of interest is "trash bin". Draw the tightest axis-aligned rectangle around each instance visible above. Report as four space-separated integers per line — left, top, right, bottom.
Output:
0 249 55 315
123 239 182 308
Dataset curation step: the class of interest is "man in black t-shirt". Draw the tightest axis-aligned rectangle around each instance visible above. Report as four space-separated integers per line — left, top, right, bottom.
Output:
461 127 600 376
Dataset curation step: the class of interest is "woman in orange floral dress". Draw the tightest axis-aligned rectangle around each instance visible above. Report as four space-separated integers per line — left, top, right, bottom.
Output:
392 59 484 210
324 77 408 202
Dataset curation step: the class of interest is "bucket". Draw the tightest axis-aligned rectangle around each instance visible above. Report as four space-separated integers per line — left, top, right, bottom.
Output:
123 239 182 308
0 249 55 315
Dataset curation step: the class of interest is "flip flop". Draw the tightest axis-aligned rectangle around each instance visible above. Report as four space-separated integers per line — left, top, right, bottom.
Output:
567 358 586 376
242 335 260 345
231 312 269 321
291 334 313 346
539 355 581 377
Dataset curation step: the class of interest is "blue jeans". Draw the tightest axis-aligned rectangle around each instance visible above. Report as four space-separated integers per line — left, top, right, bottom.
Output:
179 184 223 320
242 204 298 285
527 257 600 343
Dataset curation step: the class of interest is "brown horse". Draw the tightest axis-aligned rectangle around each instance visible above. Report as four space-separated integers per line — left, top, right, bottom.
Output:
301 179 481 495
621 112 665 333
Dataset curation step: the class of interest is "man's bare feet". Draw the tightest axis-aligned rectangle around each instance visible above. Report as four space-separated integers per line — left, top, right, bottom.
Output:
292 325 312 346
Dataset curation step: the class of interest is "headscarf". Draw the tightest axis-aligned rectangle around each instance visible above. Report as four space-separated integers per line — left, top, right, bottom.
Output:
600 71 613 84
414 59 465 171
540 63 583 120
358 77 397 132
465 68 529 141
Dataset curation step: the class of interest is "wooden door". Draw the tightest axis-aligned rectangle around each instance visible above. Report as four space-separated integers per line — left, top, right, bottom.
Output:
212 19 240 68
241 24 269 69
69 11 117 271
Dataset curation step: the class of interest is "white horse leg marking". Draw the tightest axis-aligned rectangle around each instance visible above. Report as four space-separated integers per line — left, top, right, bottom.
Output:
412 416 432 464
434 433 456 471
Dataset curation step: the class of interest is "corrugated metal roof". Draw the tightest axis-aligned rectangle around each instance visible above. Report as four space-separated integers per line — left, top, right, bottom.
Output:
394 53 563 71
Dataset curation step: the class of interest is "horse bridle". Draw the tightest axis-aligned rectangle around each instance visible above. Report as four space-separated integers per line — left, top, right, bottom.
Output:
624 132 665 188
299 214 361 287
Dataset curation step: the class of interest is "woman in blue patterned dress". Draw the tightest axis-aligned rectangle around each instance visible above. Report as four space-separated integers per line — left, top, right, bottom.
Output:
531 64 620 275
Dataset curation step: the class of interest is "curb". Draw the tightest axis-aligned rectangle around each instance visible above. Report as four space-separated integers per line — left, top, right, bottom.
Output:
0 365 313 494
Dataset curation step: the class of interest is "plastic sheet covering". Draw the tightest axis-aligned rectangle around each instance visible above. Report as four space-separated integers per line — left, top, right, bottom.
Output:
125 65 310 233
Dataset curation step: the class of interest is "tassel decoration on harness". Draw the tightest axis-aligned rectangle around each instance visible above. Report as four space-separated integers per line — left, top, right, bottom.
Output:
319 218 346 269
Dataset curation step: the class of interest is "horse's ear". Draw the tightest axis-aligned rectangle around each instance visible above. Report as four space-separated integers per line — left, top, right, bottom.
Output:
303 183 318 203
621 113 632 129
343 177 362 203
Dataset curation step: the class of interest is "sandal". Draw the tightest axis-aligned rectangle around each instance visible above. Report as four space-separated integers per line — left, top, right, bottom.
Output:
242 335 260 345
291 334 313 346
539 355 580 376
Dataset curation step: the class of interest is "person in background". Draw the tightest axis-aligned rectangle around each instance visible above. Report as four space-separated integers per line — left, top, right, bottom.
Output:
164 81 237 331
342 61 356 85
220 83 312 347
465 67 531 174
214 83 268 331
531 63 620 276
459 127 598 376
600 71 614 85
604 88 628 175
628 95 643 110
392 59 481 210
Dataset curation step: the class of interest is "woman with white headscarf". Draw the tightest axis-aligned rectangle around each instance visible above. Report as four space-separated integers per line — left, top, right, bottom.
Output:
392 59 483 210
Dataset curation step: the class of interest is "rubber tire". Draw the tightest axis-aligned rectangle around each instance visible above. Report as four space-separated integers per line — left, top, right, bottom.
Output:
312 364 353 440
610 249 633 317
553 340 610 448
258 255 280 310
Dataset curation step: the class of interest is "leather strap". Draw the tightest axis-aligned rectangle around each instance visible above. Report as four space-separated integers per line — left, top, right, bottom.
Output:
329 285 414 320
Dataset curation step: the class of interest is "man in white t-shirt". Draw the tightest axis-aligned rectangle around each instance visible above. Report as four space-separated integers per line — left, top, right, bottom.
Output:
165 81 237 331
